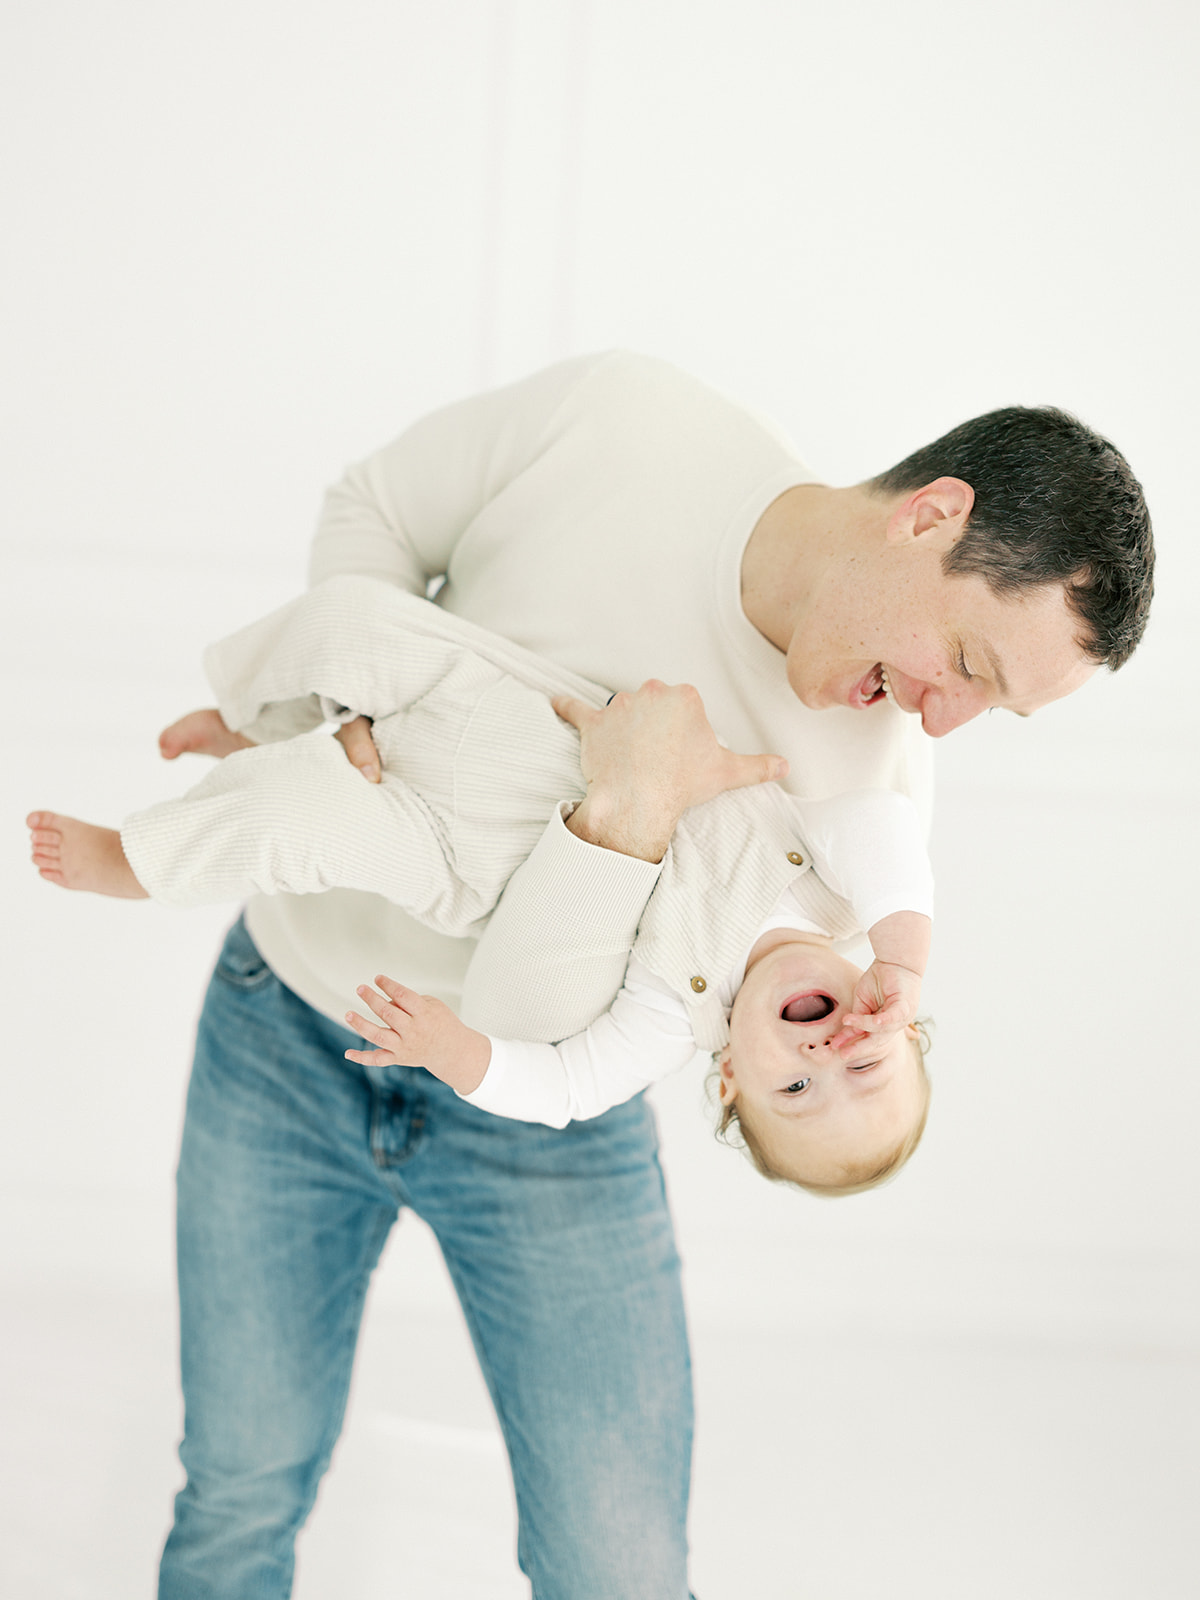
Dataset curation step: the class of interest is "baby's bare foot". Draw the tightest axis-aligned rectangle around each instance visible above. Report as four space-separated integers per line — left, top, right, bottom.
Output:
26 812 148 898
159 707 252 762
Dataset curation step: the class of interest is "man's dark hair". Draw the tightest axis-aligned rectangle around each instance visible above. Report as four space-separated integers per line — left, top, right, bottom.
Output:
870 407 1153 669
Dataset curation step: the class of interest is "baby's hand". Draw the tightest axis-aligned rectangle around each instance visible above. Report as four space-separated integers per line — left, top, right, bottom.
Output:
344 974 491 1095
830 961 922 1055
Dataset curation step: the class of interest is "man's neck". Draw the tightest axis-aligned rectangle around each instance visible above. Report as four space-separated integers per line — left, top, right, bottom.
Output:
740 482 888 650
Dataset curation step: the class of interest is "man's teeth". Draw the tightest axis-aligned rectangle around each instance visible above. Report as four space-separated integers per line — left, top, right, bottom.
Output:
880 666 897 706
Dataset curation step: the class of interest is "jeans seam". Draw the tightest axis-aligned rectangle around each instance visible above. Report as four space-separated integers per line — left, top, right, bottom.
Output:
285 1202 397 1536
370 1086 428 1169
434 1250 513 1452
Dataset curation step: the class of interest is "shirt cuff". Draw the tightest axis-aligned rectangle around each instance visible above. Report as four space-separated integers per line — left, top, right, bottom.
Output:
459 1036 518 1114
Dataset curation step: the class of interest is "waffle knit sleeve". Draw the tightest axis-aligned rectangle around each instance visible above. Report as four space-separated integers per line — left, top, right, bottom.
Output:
308 356 611 592
459 803 663 1043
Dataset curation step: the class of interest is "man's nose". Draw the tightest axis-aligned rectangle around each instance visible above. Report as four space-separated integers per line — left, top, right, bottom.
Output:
920 684 989 738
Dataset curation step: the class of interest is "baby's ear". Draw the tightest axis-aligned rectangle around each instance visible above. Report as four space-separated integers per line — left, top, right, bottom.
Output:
716 1048 737 1104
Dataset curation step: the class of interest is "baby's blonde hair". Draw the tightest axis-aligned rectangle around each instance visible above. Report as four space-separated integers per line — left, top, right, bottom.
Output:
713 1022 932 1198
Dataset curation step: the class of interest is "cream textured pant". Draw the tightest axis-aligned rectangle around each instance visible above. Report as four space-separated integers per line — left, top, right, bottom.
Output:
122 576 606 928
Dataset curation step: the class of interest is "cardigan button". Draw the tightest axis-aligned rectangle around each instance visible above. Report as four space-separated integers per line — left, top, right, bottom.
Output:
690 975 707 993
787 850 804 866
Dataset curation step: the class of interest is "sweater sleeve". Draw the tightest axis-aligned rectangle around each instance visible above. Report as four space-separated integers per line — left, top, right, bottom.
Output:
307 355 611 591
458 802 664 1043
792 789 934 933
463 962 702 1127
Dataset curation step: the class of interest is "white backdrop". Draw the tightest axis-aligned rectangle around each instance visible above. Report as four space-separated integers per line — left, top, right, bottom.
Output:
3 3 1198 1597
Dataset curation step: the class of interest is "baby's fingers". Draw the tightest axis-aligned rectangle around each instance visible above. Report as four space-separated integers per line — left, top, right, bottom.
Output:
344 1045 395 1067
829 1022 869 1053
343 1006 399 1046
356 981 412 1028
841 1003 903 1037
373 974 419 1010
834 1014 899 1053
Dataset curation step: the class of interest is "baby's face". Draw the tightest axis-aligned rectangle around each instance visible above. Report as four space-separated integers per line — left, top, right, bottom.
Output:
723 930 924 1186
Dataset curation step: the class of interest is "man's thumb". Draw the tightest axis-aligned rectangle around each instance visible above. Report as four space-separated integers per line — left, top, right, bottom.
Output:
732 752 788 788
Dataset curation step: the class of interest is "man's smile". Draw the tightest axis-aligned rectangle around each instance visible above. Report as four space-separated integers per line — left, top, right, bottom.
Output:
850 663 904 711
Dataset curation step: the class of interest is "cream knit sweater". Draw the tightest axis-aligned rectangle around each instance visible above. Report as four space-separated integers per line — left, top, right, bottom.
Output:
234 352 931 1031
122 578 930 1059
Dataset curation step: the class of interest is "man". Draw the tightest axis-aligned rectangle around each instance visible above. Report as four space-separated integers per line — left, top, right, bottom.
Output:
156 352 1151 1599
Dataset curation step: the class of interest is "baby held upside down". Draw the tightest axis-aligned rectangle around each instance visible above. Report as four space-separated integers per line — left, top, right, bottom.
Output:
28 575 934 1197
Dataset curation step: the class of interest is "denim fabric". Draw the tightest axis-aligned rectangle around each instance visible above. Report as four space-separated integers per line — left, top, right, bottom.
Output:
159 917 693 1599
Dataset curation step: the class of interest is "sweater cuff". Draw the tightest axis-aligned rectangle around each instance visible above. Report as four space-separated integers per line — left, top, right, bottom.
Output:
541 800 665 934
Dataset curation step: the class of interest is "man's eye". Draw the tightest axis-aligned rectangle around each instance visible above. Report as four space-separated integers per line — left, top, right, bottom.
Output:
784 1077 811 1095
955 647 976 682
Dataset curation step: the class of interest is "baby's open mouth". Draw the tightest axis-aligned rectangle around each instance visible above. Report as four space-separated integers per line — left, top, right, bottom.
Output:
781 992 836 1023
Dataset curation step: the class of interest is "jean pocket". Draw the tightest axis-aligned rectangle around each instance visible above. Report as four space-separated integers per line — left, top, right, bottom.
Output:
214 916 276 991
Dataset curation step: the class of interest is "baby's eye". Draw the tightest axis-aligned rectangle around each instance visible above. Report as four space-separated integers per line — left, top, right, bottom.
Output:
849 1059 881 1073
784 1077 811 1095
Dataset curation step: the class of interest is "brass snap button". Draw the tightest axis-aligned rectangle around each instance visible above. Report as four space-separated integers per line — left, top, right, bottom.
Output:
786 850 804 866
690 975 707 993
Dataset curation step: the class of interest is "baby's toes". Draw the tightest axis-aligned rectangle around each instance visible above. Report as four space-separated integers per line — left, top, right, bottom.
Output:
29 829 63 865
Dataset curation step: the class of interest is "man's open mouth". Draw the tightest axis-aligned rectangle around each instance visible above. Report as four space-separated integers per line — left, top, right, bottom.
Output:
781 992 836 1023
855 663 889 707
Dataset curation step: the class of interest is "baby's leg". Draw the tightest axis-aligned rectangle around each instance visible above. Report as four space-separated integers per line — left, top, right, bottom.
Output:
205 578 472 736
26 813 148 899
159 708 254 762
119 735 506 927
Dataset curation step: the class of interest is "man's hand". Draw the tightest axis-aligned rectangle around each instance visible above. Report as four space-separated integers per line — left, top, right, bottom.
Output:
344 974 491 1094
552 681 787 863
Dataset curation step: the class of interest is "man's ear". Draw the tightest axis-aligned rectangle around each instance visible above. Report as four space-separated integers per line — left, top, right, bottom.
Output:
885 476 974 551
716 1049 737 1106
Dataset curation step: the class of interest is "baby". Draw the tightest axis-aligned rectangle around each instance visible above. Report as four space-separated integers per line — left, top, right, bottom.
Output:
29 575 933 1196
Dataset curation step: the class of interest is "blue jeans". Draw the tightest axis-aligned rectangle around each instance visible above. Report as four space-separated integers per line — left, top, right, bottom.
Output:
159 917 693 1598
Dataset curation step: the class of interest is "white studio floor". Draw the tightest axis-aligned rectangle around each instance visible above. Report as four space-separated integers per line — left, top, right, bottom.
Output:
3 555 1198 1600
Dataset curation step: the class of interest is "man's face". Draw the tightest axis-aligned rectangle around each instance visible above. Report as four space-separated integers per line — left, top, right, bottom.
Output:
784 559 1099 738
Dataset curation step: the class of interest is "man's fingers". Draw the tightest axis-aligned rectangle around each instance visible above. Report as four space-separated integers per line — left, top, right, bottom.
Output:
550 693 597 730
335 716 381 782
725 751 788 789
